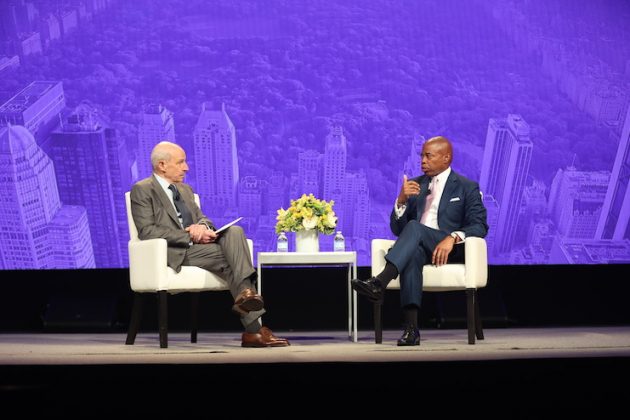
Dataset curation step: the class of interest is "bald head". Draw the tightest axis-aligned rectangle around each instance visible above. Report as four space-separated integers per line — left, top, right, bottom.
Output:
421 136 453 177
151 141 183 170
151 141 189 183
425 136 453 161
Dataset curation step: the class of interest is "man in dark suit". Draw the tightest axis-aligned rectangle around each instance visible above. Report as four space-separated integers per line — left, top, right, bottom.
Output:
130 141 289 347
352 136 488 345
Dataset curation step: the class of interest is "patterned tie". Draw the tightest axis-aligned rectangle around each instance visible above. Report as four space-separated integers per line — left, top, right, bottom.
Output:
420 177 438 226
168 184 194 228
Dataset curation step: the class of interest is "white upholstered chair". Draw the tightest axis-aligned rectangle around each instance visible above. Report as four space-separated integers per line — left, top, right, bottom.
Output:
371 236 488 344
124 191 253 348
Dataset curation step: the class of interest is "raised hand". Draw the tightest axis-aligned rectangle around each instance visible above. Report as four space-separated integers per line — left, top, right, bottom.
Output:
397 174 421 206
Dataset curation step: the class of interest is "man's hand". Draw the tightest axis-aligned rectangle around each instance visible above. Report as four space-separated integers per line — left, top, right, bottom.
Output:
397 175 421 206
432 235 456 266
186 224 219 244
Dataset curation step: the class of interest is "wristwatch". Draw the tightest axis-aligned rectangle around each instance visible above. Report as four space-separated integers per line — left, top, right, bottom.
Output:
450 232 459 242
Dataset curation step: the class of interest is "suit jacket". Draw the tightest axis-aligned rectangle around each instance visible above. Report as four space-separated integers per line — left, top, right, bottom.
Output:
389 170 488 239
130 176 215 272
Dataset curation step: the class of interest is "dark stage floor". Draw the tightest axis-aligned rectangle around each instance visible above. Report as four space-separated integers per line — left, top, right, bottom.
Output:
1 326 629 417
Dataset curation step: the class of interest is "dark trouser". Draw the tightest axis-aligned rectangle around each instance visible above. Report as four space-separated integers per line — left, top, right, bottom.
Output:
385 221 464 308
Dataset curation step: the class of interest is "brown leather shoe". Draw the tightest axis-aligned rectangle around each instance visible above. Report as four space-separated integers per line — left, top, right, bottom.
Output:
241 327 290 347
259 326 290 345
233 288 264 315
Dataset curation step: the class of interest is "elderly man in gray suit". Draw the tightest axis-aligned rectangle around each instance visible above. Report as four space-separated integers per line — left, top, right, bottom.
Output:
130 141 289 347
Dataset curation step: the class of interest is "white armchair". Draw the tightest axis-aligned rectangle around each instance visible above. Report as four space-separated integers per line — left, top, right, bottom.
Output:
371 237 488 344
124 192 253 348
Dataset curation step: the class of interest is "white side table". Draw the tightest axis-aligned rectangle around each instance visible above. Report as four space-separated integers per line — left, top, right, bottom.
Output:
256 251 358 342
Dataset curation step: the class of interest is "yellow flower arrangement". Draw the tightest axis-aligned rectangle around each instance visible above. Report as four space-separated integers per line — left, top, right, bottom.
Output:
275 193 337 234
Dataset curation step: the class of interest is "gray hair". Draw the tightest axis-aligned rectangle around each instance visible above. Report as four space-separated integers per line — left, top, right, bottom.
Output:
150 141 182 171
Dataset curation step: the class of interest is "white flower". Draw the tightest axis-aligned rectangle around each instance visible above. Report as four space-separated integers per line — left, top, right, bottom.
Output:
302 215 318 230
322 213 337 228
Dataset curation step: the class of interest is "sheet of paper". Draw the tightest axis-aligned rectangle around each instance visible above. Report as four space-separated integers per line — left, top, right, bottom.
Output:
215 217 243 234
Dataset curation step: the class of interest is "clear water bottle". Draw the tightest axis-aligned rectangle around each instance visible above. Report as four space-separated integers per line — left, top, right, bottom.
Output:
277 232 288 252
333 231 345 252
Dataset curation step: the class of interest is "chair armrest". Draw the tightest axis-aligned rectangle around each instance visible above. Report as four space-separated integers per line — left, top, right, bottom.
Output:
246 239 254 264
128 238 169 292
464 237 488 288
371 239 395 277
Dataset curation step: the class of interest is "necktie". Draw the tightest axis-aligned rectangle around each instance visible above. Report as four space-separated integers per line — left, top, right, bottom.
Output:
168 184 194 228
420 177 438 227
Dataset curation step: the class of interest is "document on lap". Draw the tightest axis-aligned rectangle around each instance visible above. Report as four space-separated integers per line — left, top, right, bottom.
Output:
214 217 243 234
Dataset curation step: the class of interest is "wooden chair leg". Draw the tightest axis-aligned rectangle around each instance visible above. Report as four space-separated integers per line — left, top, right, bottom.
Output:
157 291 168 348
466 288 475 344
474 290 484 340
190 293 199 343
374 302 383 344
125 292 144 345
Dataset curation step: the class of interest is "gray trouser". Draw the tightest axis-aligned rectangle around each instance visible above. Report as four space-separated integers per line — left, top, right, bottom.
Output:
183 225 264 328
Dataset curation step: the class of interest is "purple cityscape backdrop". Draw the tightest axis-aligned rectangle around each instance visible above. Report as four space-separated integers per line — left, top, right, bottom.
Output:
1 0 629 269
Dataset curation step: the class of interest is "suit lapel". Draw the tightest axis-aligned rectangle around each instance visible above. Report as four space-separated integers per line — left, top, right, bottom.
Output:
422 176 432 197
150 176 181 227
438 171 458 218
177 184 196 214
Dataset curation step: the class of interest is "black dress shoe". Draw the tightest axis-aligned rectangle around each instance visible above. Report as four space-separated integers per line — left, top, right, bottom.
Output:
351 277 384 303
397 325 420 346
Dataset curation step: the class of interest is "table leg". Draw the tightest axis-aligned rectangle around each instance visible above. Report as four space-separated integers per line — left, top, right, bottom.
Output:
257 262 263 323
353 262 358 342
257 262 262 295
347 263 352 340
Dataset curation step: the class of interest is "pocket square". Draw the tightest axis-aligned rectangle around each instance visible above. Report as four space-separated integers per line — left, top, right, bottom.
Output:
449 197 460 202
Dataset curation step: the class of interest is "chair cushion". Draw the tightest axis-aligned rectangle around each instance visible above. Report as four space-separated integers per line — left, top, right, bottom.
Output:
165 266 230 294
386 263 467 291
131 265 229 294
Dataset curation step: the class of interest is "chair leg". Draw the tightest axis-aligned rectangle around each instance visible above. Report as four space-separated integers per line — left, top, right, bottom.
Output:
474 290 484 340
466 288 475 344
190 293 199 343
157 291 168 348
125 292 144 345
374 302 383 344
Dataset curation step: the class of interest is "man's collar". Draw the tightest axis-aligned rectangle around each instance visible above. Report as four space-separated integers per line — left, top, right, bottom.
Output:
433 167 451 183
153 173 171 190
